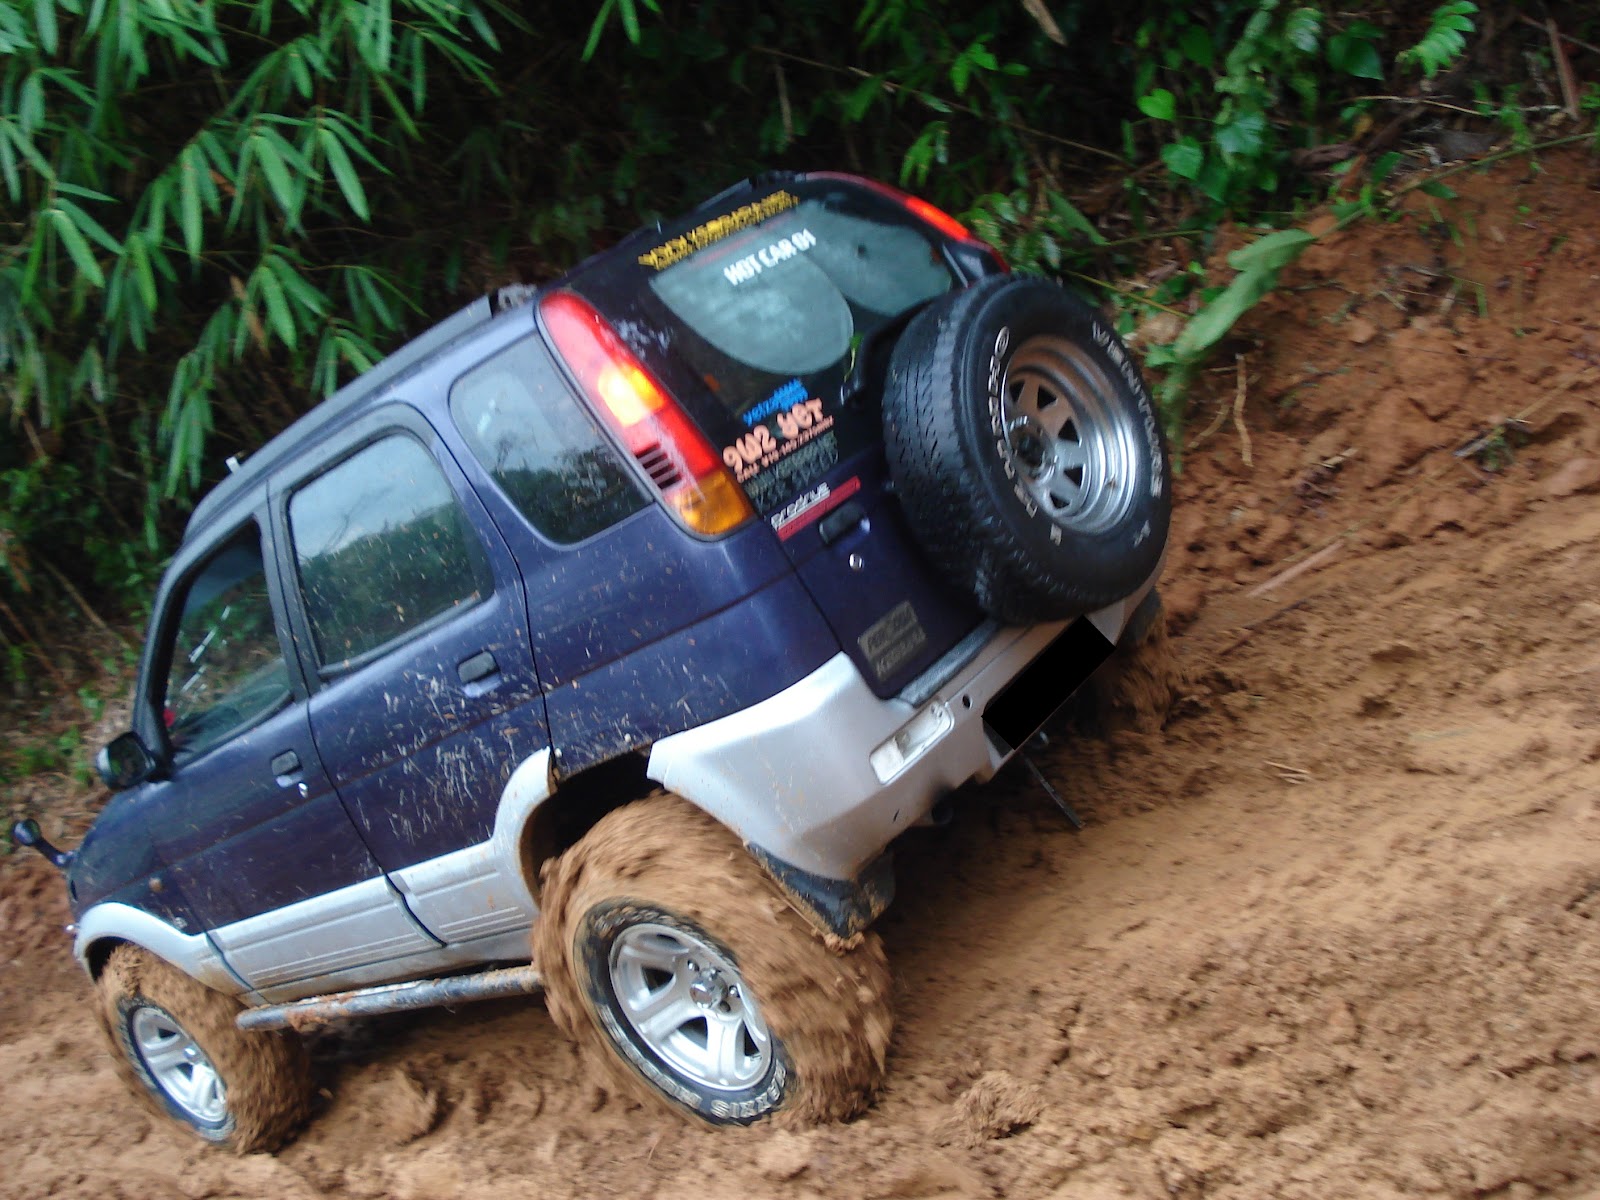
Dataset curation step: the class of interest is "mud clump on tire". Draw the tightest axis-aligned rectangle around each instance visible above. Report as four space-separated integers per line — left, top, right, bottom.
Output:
96 945 311 1153
535 794 892 1127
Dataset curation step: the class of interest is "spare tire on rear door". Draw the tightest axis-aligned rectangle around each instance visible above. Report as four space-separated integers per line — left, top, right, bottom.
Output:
883 276 1170 625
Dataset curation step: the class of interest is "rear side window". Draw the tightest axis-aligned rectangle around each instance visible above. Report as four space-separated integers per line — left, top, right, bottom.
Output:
450 336 648 543
162 524 290 758
288 435 489 667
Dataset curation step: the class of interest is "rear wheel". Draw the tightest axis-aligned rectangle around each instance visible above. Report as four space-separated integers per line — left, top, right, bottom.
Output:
884 275 1170 624
534 794 892 1125
96 945 310 1152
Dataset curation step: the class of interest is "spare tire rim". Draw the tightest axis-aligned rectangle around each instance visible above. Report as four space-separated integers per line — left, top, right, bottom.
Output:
1000 336 1140 535
129 1004 229 1125
608 922 773 1092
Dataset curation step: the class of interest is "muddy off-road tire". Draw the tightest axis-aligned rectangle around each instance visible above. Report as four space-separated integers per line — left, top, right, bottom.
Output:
96 945 311 1152
534 794 892 1126
884 275 1171 624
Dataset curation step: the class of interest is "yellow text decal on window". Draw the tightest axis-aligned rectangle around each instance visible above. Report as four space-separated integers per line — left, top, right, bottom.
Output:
637 191 800 271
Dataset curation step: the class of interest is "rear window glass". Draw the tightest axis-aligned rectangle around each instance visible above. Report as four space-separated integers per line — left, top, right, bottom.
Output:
640 197 954 512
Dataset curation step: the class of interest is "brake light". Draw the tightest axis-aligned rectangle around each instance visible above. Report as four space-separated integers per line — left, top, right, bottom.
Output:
540 291 754 536
808 171 988 250
902 195 970 242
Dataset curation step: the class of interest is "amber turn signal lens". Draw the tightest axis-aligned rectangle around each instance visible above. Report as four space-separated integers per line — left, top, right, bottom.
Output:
541 290 753 539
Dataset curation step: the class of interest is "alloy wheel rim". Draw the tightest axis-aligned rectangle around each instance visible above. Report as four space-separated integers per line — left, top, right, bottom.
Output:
999 335 1140 535
608 922 772 1092
129 1005 228 1125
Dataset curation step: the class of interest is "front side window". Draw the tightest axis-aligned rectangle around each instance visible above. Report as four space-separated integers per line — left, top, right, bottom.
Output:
162 526 290 758
288 435 489 668
451 337 647 543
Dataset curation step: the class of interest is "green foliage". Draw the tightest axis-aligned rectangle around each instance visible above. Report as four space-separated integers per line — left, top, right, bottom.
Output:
1327 20 1384 81
2 723 83 783
1142 227 1317 428
1129 3 1457 208
1398 2 1477 78
1474 81 1536 152
581 0 662 59
2 0 529 607
965 189 1105 274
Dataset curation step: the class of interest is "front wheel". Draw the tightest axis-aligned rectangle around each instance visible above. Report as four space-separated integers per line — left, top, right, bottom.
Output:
534 794 893 1125
96 945 311 1152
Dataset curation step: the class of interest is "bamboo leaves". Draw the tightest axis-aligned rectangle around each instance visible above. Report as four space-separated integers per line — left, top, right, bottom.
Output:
0 0 455 602
318 120 371 220
0 0 526 591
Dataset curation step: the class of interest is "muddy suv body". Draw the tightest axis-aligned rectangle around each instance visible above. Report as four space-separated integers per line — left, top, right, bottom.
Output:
39 172 1168 1142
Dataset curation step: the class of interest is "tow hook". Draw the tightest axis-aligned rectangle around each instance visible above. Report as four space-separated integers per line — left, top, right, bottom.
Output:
9 818 75 870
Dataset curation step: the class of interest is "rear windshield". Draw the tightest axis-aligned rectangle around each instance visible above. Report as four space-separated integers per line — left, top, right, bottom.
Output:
634 195 955 512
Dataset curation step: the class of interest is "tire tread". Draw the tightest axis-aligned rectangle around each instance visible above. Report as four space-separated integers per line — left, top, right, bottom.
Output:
884 276 1170 623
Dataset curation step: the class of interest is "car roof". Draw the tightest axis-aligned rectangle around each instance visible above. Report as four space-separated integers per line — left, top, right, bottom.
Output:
181 292 522 544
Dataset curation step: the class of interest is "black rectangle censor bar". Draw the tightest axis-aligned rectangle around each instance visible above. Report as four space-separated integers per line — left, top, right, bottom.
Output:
983 618 1114 752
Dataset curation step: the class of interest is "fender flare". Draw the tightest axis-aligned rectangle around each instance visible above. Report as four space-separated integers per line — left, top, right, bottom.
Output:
486 747 555 908
75 902 247 994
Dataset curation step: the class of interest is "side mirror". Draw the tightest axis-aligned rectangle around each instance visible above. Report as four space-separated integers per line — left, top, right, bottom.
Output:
10 818 74 870
97 731 157 790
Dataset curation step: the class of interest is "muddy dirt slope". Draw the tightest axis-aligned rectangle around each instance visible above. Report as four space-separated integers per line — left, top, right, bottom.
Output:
3 151 1598 1198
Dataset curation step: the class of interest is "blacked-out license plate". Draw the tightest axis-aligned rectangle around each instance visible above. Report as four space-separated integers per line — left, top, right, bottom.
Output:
983 618 1114 752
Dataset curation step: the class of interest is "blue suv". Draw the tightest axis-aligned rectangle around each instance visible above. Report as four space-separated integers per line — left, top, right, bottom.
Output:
16 172 1168 1147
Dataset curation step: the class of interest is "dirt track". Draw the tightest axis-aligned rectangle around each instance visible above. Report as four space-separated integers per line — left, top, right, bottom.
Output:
3 152 1599 1198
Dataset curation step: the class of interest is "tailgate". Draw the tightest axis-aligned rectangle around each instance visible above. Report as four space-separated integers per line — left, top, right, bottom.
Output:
565 175 996 693
766 454 980 698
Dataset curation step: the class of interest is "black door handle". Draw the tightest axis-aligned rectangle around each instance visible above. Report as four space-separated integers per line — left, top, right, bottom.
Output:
270 750 301 777
458 650 499 684
818 500 867 546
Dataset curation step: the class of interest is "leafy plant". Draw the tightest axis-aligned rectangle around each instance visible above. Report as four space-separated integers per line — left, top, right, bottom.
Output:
580 0 662 58
1136 3 1345 207
1141 227 1317 432
965 189 1105 273
1398 2 1478 78
1473 81 1536 152
2 0 533 589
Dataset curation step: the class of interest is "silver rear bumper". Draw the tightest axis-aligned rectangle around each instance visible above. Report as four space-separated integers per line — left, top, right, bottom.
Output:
648 571 1159 883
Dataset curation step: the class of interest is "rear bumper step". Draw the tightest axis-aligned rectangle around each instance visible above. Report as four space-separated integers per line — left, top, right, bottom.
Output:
236 964 542 1032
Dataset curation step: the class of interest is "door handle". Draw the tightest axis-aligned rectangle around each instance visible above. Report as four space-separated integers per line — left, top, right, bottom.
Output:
458 650 499 684
818 500 867 546
271 750 303 789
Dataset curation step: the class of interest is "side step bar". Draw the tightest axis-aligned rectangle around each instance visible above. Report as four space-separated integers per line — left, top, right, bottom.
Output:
236 965 543 1033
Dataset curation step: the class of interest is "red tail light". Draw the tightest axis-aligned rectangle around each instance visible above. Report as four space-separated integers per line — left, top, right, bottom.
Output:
540 291 754 536
901 194 971 242
807 172 1000 262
